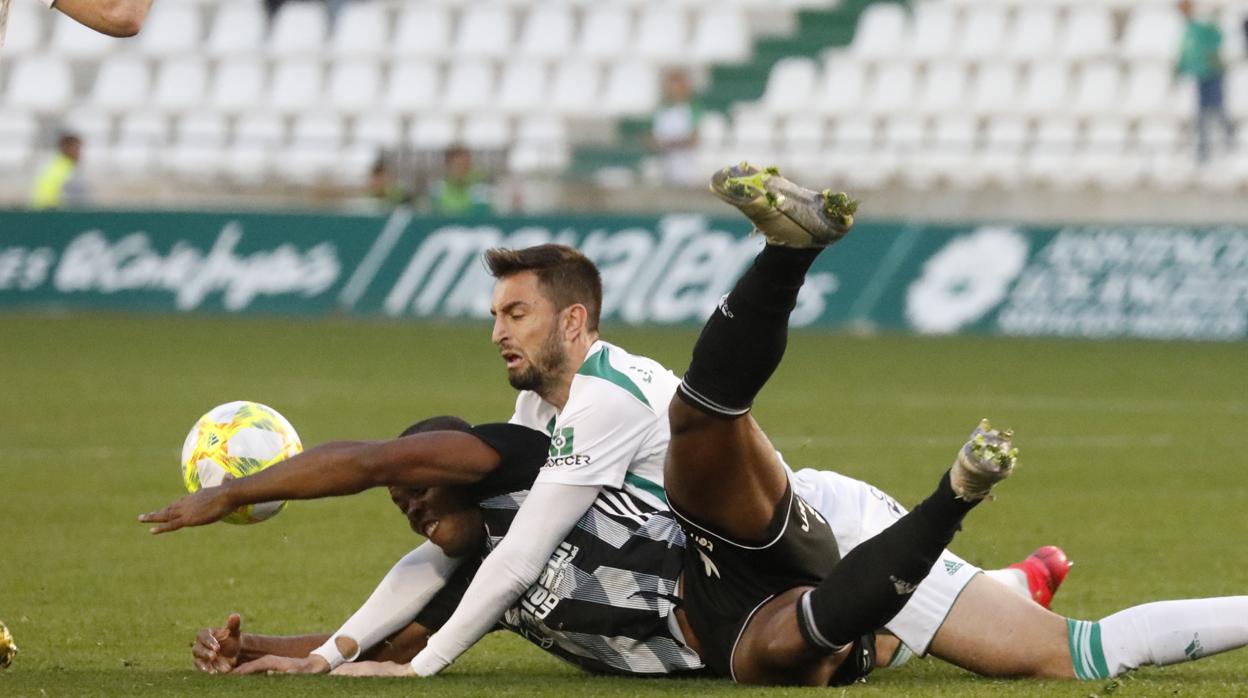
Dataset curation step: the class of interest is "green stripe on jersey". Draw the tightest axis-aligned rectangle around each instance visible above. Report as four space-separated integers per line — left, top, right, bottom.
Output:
625 473 667 505
577 348 651 408
1067 619 1110 680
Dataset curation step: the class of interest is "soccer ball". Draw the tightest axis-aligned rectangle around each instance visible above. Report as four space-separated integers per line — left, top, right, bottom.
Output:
180 401 303 524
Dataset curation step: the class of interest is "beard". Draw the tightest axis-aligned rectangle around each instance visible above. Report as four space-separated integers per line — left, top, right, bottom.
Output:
507 325 568 394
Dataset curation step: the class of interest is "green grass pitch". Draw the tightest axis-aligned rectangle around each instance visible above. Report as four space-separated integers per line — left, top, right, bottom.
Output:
2 312 1246 696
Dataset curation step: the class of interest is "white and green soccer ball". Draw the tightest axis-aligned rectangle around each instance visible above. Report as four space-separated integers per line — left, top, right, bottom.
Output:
180 401 302 524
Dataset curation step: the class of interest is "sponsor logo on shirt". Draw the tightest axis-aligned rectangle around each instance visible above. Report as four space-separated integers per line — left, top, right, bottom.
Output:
544 427 591 468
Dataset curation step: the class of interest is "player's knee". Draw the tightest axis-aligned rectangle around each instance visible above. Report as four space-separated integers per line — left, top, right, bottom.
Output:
668 395 716 436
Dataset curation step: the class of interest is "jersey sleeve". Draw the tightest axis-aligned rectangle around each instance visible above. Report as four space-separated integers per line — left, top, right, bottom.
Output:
41 0 56 8
536 379 656 489
463 422 547 501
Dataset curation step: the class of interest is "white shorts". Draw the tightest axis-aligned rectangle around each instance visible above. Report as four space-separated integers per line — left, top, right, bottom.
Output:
791 468 980 656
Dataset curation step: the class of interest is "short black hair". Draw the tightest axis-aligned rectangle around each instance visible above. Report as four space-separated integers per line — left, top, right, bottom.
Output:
483 244 603 332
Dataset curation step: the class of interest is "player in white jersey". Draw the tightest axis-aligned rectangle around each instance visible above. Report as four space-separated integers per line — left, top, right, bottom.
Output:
0 0 152 45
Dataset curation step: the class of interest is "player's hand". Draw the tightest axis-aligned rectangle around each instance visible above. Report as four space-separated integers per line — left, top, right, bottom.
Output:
330 660 416 677
233 654 330 675
192 613 243 674
138 487 234 534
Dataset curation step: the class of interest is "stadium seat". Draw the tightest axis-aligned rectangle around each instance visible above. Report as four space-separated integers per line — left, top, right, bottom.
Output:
150 57 209 114
730 108 775 152
862 62 917 116
549 63 601 117
456 6 514 59
205 2 266 58
916 61 969 116
168 112 229 180
1003 7 1058 62
914 114 981 189
1077 118 1142 191
1070 61 1122 119
690 9 750 63
0 112 37 172
111 111 169 178
979 116 1029 188
269 2 330 58
136 3 202 58
517 6 575 60
208 59 268 115
326 59 383 115
1227 66 1248 119
228 112 285 183
382 61 440 116
761 57 818 115
496 62 550 116
393 5 452 59
442 61 496 114
6 55 73 113
407 114 458 151
280 113 344 184
811 57 866 116
1018 63 1072 117
87 56 152 113
956 6 1007 62
267 60 324 114
600 63 659 117
1121 7 1184 63
850 3 907 61
1120 64 1176 120
968 63 1019 117
579 6 633 60
351 112 403 149
1056 8 1113 61
48 12 115 59
331 2 390 59
509 114 570 173
780 113 827 153
3 0 45 56
461 114 511 150
908 2 958 61
1024 117 1082 188
636 7 690 63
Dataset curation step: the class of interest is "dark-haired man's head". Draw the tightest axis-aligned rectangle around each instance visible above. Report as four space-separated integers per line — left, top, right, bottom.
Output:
485 245 602 401
390 416 483 557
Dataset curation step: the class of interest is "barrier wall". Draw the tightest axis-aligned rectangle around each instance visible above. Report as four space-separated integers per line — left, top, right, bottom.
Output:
3 209 1246 340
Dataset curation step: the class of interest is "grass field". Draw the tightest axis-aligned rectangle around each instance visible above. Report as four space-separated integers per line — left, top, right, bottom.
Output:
2 312 1246 697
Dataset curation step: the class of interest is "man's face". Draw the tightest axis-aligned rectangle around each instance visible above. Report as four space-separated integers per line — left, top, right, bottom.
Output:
388 485 484 558
490 271 570 394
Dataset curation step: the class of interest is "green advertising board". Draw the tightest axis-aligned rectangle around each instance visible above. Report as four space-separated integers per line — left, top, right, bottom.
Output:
2 209 1246 341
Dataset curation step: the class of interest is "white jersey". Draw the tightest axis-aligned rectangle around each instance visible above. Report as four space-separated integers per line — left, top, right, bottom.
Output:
509 339 679 511
0 0 54 48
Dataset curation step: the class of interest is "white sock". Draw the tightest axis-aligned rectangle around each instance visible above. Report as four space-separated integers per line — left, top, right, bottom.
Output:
1068 597 1248 679
983 568 1030 598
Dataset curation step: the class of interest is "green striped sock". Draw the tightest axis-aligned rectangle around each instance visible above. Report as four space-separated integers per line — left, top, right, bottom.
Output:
1067 618 1112 680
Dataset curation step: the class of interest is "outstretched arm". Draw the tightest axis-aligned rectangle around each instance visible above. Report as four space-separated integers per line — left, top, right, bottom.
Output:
51 0 153 37
140 431 502 534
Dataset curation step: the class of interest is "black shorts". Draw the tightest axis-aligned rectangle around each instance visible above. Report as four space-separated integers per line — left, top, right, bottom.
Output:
672 481 875 685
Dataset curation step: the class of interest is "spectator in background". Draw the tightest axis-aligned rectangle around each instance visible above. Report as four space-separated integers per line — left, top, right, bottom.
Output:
368 152 409 206
427 145 492 216
1177 0 1234 162
30 132 89 210
648 70 702 187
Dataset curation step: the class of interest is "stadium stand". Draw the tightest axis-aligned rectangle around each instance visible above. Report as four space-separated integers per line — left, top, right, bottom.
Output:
0 0 1245 202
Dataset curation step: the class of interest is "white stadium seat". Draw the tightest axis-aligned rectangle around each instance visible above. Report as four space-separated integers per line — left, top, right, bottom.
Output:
442 61 496 114
331 2 390 59
1018 64 1072 117
351 113 403 148
1120 64 1175 120
1122 8 1184 63
280 113 344 184
979 116 1028 188
383 61 440 116
914 114 980 189
780 113 827 153
326 59 383 115
267 60 324 114
62 107 113 172
461 114 511 150
850 3 906 61
393 6 452 59
916 61 968 116
1025 117 1081 188
1056 8 1113 61
862 62 917 116
691 9 750 63
549 63 601 117
968 63 1019 117
579 6 632 60
497 62 550 116
87 56 152 113
1226 66 1248 119
510 114 570 173
455 6 514 59
1070 62 1122 119
1003 7 1058 62
228 112 286 183
908 3 957 61
812 57 866 117
761 57 818 115
636 7 690 63
151 58 209 113
407 114 458 151
956 7 1007 61
0 112 38 172
168 112 229 180
601 63 659 117
208 59 267 115
1078 119 1141 191
206 2 266 58
269 2 329 58
517 6 575 60
137 3 202 57
6 55 73 113
4 0 45 56
111 111 169 177
49 13 115 59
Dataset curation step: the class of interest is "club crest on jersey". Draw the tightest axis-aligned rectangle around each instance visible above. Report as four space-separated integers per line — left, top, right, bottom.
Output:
549 427 574 457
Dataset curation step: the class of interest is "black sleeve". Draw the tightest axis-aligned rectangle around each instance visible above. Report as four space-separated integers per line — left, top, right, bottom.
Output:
463 423 549 502
413 556 481 631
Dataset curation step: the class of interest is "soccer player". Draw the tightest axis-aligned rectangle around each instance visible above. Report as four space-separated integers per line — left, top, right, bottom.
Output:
0 0 152 44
